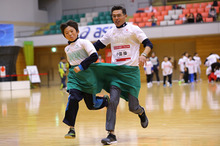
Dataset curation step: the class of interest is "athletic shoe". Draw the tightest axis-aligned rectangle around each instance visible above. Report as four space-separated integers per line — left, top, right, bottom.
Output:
64 128 75 139
101 133 117 145
103 95 110 107
138 107 148 128
163 84 166 87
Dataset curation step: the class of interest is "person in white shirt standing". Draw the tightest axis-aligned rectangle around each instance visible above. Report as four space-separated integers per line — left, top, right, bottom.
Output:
93 5 153 145
178 54 185 84
193 53 202 81
186 55 196 83
150 52 160 85
144 57 153 88
161 56 173 87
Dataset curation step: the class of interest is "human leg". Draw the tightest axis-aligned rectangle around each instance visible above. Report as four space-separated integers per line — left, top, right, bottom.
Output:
163 76 167 86
128 94 148 128
63 89 83 138
83 93 109 110
101 85 120 145
154 68 160 82
168 74 172 86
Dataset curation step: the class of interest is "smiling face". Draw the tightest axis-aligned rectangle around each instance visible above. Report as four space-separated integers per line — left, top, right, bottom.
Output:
64 26 79 42
112 10 127 27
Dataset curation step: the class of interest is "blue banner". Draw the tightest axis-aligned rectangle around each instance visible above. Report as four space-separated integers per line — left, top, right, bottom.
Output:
0 24 14 46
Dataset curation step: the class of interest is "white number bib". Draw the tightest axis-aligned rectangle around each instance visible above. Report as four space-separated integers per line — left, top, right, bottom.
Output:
113 45 131 62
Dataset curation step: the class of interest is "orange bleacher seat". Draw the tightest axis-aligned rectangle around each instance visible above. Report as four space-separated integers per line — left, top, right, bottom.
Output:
203 18 206 22
161 11 168 16
154 12 161 17
143 17 149 22
186 4 193 9
157 16 164 21
218 1 220 6
140 13 148 17
207 2 213 6
193 3 200 8
214 6 219 13
205 7 210 13
206 17 213 22
135 17 142 23
133 23 138 26
157 6 165 11
138 8 145 11
157 21 160 26
201 12 208 18
165 6 172 11
193 13 197 18
182 9 190 14
133 13 140 18
197 8 204 13
175 20 183 25
138 22 146 28
179 14 185 19
128 18 135 22
148 12 154 17
200 3 207 8
190 8 197 13
146 22 152 27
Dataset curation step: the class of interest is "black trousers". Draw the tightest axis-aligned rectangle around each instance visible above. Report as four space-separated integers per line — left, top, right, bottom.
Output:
152 66 160 82
63 89 107 127
163 74 172 85
146 74 152 83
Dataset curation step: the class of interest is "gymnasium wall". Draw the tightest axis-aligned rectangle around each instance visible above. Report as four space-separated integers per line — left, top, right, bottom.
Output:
0 0 48 36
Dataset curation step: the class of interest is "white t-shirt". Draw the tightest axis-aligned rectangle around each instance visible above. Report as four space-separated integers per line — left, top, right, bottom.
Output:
193 56 201 72
144 60 153 75
161 61 172 76
65 39 97 66
178 58 185 72
183 56 189 65
214 69 220 78
206 54 220 66
99 23 148 66
186 60 196 74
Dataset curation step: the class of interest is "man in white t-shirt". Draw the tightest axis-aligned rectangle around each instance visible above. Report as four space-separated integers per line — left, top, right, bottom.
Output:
93 5 153 145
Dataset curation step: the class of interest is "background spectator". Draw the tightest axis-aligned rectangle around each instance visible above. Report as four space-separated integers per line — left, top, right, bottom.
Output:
150 52 160 85
208 6 217 21
196 13 203 23
148 15 157 26
187 13 195 23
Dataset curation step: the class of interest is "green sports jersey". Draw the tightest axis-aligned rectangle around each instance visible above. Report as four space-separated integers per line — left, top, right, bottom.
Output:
67 63 140 101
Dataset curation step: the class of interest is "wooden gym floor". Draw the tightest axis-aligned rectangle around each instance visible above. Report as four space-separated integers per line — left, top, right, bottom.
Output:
0 81 220 146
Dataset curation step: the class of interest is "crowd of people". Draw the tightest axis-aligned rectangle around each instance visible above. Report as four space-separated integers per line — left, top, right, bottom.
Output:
143 52 220 88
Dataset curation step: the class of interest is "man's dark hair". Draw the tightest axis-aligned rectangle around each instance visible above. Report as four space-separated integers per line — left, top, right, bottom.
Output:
111 5 127 15
60 20 79 36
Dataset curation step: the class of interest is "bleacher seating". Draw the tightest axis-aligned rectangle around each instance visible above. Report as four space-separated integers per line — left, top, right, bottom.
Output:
38 1 219 35
42 11 113 35
130 1 219 28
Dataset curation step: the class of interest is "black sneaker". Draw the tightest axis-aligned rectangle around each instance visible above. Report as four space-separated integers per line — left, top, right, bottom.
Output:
138 107 149 128
101 133 117 145
64 128 75 139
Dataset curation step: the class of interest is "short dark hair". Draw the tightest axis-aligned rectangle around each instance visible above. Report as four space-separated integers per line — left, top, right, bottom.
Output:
60 20 79 36
111 6 127 15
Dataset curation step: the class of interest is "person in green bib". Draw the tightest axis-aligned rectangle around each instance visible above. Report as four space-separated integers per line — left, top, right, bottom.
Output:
60 20 109 139
93 6 153 145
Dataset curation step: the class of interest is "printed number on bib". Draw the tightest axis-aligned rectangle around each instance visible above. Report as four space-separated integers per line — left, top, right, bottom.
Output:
113 45 131 62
